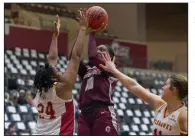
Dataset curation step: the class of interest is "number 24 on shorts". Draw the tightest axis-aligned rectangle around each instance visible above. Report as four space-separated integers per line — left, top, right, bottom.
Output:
37 102 56 119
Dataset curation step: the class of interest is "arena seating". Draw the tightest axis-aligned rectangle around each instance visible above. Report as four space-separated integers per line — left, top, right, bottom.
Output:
5 4 117 38
18 4 76 20
5 47 182 135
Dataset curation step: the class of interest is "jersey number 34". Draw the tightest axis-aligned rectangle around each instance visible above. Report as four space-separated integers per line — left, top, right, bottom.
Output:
37 102 55 119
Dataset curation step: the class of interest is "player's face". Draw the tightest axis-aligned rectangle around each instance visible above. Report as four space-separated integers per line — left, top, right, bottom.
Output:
97 45 110 60
161 78 172 101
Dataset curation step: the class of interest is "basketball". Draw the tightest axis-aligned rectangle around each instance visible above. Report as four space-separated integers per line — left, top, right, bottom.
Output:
86 6 108 30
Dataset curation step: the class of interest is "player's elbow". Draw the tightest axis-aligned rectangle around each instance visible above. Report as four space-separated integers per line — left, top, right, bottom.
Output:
71 55 80 63
47 56 58 65
125 78 137 89
47 55 57 61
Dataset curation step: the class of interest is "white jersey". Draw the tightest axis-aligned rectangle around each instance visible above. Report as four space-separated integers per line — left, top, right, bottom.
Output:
153 102 187 135
33 83 75 135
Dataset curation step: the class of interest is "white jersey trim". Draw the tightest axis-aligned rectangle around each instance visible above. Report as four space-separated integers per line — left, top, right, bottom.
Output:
108 106 118 132
176 107 188 134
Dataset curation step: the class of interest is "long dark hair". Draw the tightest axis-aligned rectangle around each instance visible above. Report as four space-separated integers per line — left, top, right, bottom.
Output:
34 63 55 93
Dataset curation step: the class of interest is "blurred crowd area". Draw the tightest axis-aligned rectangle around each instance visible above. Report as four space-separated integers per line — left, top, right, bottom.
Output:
4 3 117 38
5 77 35 106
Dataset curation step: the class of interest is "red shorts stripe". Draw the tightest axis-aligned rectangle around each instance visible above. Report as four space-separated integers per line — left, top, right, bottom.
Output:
60 100 74 135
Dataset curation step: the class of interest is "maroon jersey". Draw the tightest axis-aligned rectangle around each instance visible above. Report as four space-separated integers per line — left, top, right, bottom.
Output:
78 33 117 109
78 62 117 109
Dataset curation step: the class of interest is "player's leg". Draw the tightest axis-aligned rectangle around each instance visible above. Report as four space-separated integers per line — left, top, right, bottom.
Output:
91 106 118 136
77 112 91 135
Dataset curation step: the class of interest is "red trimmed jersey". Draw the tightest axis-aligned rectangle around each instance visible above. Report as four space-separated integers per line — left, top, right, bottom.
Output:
153 102 187 135
33 83 75 135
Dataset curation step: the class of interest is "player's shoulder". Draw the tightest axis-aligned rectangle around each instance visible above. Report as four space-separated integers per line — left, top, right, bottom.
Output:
178 107 187 121
154 99 166 112
177 107 187 134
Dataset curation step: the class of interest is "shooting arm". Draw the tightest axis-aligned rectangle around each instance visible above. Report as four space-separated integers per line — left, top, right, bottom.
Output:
88 32 103 68
47 35 58 66
58 26 86 85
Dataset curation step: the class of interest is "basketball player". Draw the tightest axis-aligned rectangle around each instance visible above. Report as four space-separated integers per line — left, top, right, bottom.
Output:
99 53 188 135
76 31 118 135
33 10 88 135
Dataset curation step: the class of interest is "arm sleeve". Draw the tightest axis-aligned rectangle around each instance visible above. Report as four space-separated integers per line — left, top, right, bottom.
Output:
88 32 104 68
47 37 58 66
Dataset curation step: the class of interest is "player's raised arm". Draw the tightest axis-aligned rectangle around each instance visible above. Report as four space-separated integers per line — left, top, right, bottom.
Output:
88 24 107 68
88 32 97 58
88 32 102 67
63 9 88 84
52 9 88 93
68 34 88 80
99 53 164 109
47 15 60 66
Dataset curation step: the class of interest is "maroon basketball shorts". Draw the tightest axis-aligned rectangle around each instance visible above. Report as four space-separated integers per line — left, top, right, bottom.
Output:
78 105 118 135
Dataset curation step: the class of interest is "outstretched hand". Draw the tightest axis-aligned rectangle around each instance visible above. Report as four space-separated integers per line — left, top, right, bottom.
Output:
77 8 88 29
99 53 116 73
53 15 61 38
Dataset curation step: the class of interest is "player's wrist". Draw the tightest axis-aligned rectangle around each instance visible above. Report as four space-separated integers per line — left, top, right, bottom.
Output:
80 26 87 30
52 34 59 39
111 67 118 75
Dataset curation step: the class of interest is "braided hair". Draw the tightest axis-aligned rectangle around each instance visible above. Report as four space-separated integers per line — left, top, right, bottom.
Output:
34 63 55 94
